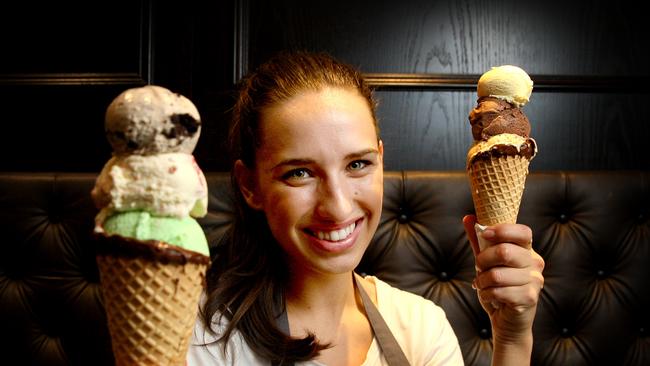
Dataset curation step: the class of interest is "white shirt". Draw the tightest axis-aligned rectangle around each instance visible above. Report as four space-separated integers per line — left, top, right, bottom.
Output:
187 276 464 365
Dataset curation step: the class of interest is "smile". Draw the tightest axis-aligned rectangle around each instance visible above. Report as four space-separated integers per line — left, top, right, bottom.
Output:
313 222 356 242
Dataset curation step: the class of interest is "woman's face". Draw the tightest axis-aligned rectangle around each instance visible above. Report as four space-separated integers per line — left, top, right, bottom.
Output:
237 87 383 277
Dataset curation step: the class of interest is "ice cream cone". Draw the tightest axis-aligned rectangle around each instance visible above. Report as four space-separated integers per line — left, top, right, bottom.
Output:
95 234 209 366
467 154 529 226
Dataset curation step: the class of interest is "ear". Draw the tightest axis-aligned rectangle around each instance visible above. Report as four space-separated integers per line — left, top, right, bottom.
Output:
378 139 384 164
234 160 263 210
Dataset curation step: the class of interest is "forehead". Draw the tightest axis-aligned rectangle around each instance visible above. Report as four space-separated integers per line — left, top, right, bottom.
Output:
257 87 377 152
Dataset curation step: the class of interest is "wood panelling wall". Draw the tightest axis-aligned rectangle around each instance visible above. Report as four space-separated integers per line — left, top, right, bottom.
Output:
1 0 648 172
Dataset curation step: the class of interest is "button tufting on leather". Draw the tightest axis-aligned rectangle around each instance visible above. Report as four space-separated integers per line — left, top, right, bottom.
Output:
558 213 569 223
2 171 650 365
47 201 63 223
397 207 409 223
3 269 16 280
47 211 61 224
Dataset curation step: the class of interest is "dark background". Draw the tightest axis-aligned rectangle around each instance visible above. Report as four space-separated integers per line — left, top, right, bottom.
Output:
1 0 648 173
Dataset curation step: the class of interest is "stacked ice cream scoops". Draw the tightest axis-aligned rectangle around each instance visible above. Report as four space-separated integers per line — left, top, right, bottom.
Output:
91 85 210 365
466 65 537 249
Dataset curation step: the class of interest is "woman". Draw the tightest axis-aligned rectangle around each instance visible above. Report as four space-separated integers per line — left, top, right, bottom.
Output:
188 51 544 365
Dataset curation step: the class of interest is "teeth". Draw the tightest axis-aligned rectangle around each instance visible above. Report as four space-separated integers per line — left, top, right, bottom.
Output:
314 222 356 242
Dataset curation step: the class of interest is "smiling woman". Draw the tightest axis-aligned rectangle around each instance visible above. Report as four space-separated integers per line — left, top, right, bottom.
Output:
239 87 384 278
187 51 544 366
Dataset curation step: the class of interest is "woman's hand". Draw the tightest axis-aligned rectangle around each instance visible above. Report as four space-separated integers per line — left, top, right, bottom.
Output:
463 215 545 365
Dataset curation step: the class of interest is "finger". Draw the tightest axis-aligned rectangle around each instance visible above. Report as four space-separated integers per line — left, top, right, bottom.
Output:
479 223 533 249
476 243 541 270
462 215 480 257
475 266 545 290
477 283 542 309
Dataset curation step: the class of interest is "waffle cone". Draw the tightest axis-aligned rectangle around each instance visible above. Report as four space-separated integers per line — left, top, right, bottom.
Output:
468 154 530 226
96 236 208 366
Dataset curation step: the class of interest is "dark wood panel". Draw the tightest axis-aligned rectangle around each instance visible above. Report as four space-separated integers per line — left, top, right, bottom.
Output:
247 0 650 77
241 0 650 172
149 1 236 171
0 1 153 172
376 90 650 171
0 85 122 172
0 1 235 173
0 1 149 80
1 0 648 172
365 74 648 93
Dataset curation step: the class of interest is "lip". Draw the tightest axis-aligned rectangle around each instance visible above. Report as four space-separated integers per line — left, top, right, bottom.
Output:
305 218 363 253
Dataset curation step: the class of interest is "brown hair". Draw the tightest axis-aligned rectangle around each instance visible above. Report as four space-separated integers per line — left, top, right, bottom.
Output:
201 50 378 363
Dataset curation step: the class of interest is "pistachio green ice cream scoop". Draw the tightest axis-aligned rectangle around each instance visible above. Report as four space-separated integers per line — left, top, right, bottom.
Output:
103 210 209 256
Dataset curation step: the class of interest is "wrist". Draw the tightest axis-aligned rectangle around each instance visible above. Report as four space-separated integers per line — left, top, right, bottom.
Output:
491 329 533 366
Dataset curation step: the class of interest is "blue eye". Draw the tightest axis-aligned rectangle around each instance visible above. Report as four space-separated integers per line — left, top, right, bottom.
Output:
283 168 311 180
348 160 369 171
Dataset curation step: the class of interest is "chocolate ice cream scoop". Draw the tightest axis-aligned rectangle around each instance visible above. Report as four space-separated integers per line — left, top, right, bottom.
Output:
469 96 531 141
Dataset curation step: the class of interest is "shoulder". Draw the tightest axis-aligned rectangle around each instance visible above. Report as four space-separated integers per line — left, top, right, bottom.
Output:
364 276 464 365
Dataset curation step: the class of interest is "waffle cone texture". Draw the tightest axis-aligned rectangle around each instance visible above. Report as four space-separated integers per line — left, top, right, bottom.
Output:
468 154 530 226
96 235 208 366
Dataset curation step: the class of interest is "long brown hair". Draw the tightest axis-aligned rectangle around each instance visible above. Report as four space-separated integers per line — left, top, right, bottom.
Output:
201 50 378 363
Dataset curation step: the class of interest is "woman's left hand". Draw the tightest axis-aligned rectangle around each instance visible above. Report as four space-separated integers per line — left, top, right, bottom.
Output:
463 215 545 346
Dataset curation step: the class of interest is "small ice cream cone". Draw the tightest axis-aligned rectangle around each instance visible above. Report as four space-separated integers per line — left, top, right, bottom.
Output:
468 154 530 226
465 65 537 228
95 234 209 366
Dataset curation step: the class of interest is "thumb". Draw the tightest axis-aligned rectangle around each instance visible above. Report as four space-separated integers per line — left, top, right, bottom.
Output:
463 214 480 257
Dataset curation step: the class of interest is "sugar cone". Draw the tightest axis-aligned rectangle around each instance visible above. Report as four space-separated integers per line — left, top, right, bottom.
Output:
95 235 208 366
467 154 530 226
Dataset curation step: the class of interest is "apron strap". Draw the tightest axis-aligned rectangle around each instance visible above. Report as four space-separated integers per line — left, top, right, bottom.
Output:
354 275 410 366
273 274 411 365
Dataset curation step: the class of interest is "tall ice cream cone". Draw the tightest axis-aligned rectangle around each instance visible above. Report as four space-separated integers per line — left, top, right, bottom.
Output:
91 85 211 365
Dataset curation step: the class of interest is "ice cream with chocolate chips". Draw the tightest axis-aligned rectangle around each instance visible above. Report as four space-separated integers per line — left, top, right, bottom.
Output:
104 84 202 155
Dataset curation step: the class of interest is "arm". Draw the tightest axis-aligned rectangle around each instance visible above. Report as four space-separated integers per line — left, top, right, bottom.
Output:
462 215 545 366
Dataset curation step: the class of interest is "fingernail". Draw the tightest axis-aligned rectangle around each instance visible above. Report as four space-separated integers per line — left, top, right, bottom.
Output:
481 229 495 239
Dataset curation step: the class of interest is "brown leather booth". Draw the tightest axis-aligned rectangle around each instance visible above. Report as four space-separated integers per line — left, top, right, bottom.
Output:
1 171 648 365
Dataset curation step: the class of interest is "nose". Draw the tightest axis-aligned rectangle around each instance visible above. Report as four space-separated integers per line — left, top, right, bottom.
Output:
315 175 354 221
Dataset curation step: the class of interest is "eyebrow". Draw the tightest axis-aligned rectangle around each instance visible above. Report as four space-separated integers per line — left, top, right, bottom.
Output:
270 148 379 171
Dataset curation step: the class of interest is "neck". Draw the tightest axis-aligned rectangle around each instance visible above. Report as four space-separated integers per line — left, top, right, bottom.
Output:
284 270 360 338
284 270 375 365
286 270 356 309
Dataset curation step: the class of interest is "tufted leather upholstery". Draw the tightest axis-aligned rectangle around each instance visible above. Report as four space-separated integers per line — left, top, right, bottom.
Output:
1 171 648 365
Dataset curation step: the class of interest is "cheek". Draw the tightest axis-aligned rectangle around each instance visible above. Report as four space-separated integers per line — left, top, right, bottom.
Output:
261 186 314 226
355 173 384 213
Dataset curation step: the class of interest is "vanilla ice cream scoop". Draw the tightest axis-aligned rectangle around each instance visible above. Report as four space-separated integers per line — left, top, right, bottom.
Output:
477 65 533 107
105 85 201 155
91 153 208 222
